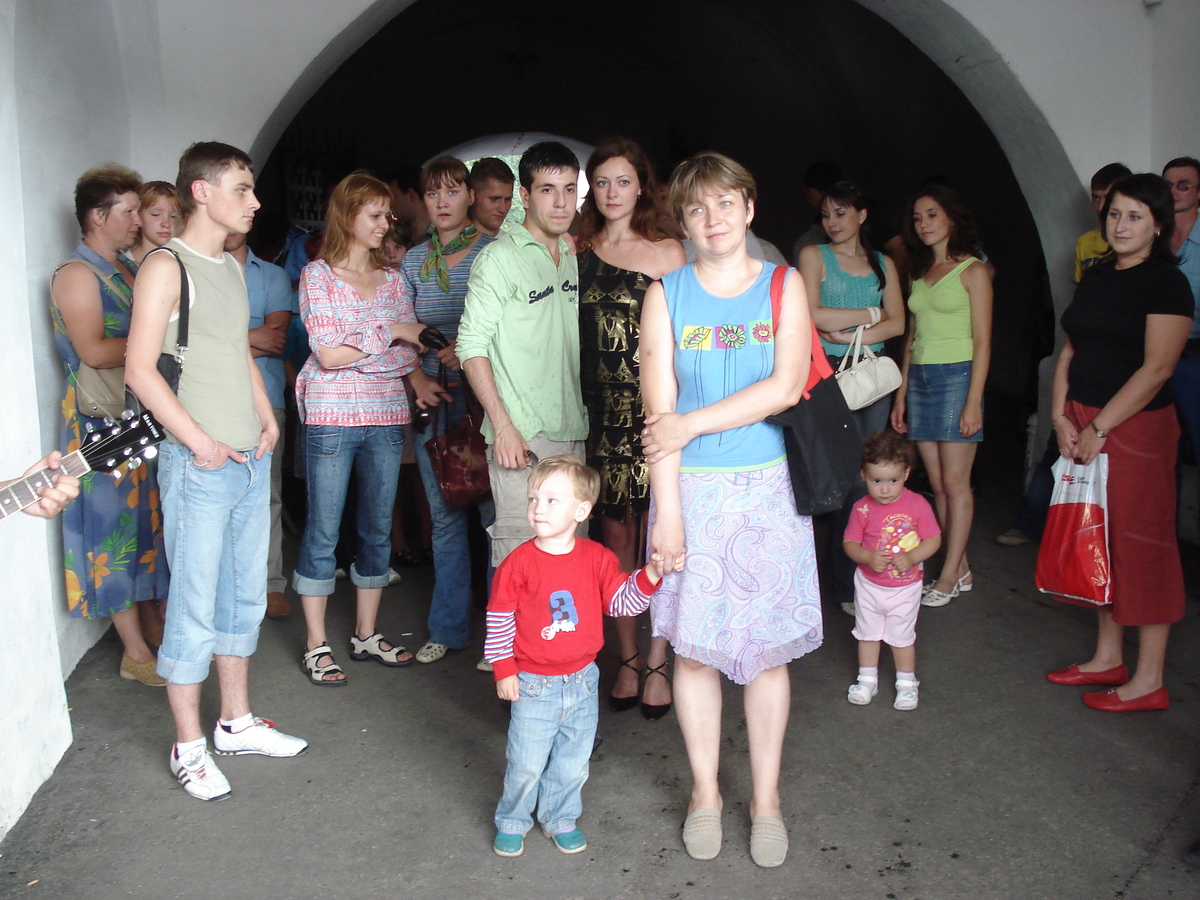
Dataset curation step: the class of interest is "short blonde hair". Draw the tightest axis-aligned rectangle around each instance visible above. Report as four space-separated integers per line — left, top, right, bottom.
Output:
527 454 599 506
668 151 757 225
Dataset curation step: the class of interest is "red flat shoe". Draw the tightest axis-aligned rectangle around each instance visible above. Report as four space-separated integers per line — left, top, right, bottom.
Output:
1046 663 1129 686
1082 687 1169 712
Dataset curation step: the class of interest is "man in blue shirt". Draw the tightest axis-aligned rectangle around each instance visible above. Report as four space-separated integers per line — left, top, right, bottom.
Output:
1163 158 1200 541
225 230 296 618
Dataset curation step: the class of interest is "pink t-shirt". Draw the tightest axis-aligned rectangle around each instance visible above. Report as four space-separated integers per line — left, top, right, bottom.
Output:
843 488 941 587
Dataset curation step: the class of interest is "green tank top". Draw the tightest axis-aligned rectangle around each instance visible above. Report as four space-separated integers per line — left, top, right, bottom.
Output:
908 257 979 365
160 238 262 450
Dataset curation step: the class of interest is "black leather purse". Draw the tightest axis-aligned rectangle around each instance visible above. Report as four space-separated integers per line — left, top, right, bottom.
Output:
764 266 861 516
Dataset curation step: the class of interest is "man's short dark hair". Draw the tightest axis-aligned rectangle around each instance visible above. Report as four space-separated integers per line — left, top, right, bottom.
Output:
802 160 843 192
1091 162 1132 192
470 157 515 187
1162 156 1200 180
518 142 579 190
176 141 253 220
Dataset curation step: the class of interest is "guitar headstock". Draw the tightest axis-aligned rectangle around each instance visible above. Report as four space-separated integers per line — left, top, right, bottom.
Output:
79 411 163 476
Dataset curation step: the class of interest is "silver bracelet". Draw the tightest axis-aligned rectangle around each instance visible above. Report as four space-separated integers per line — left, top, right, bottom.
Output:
201 441 219 467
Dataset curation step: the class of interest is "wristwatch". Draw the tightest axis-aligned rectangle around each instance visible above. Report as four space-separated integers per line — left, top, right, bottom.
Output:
1091 422 1109 439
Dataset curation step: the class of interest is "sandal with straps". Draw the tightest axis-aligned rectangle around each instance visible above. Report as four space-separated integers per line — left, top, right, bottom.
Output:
349 632 414 667
302 643 347 687
641 662 673 721
609 654 642 712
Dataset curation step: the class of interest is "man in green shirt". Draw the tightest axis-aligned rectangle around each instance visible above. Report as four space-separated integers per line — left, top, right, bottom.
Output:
458 142 587 567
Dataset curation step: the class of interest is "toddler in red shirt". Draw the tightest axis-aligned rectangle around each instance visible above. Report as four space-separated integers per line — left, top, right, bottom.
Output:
843 432 941 711
484 455 680 858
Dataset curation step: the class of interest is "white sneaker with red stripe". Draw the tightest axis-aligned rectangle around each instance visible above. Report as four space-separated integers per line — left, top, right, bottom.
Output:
170 742 231 802
212 717 308 758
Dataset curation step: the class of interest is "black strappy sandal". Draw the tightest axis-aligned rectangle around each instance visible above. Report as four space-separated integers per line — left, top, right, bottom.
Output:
609 654 641 712
641 662 672 720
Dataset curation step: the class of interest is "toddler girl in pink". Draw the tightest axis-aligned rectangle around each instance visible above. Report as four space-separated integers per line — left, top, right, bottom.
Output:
843 432 942 710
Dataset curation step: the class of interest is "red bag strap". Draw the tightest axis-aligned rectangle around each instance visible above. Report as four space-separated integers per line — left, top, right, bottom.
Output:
768 264 830 397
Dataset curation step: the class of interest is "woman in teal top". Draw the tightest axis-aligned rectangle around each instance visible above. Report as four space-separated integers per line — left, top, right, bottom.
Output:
799 182 905 616
798 181 905 437
641 152 821 867
891 184 993 608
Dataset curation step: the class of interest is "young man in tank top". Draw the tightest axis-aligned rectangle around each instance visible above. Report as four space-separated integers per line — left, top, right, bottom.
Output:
126 142 307 803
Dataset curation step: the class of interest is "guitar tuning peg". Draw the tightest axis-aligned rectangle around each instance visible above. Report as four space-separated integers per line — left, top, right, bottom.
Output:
143 446 159 460
103 416 116 427
128 457 142 470
120 409 135 421
84 423 94 434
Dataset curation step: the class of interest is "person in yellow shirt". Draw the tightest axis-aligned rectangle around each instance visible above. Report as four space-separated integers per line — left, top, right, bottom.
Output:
1074 163 1132 283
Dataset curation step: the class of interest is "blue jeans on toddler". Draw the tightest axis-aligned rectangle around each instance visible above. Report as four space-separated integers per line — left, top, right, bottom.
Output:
156 440 270 684
293 424 404 596
414 383 495 648
495 662 599 836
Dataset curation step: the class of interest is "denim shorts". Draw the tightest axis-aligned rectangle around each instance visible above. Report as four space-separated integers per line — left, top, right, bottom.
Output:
906 361 983 443
156 440 270 684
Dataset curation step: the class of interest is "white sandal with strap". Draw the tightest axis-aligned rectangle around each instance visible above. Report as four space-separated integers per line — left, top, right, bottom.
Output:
302 643 347 687
349 633 413 667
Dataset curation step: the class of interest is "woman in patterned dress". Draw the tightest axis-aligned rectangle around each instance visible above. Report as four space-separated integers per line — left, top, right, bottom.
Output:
577 137 684 717
51 165 170 686
641 153 819 867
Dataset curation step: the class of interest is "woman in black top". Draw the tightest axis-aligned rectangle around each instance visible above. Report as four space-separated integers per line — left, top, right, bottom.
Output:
1045 173 1192 712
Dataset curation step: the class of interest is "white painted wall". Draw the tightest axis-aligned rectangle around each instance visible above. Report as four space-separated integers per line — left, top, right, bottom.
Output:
2 0 1196 842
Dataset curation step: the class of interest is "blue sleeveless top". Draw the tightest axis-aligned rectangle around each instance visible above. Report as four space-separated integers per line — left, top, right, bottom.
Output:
662 262 786 471
817 244 886 357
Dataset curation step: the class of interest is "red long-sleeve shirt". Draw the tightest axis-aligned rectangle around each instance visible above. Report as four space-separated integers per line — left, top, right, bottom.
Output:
484 538 657 681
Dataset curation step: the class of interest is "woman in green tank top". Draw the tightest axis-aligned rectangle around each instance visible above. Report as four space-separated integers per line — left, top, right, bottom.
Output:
891 185 992 609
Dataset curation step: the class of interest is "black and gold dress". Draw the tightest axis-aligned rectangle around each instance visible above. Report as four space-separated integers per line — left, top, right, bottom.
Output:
578 250 651 521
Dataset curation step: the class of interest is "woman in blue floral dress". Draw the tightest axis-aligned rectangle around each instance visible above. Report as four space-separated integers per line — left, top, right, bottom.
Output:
51 166 170 686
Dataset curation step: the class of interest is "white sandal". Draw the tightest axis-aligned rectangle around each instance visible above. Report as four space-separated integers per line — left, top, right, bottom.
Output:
920 583 959 607
302 644 347 687
349 633 413 667
847 677 879 705
955 571 974 592
894 677 920 711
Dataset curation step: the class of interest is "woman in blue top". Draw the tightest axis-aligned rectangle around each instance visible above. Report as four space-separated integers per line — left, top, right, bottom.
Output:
641 153 821 868
799 181 905 615
402 156 496 665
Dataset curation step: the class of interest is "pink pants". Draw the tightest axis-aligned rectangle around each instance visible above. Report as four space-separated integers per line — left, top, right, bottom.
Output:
851 570 920 647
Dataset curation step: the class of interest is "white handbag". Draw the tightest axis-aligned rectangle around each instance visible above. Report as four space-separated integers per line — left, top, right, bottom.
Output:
834 326 902 410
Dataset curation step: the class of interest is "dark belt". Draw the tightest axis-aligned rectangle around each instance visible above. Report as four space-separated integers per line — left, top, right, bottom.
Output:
1184 337 1200 359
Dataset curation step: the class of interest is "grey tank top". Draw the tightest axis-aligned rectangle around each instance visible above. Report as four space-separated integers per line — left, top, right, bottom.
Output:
159 238 261 450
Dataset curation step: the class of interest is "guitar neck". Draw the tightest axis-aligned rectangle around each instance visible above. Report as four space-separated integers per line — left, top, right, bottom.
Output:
0 451 90 520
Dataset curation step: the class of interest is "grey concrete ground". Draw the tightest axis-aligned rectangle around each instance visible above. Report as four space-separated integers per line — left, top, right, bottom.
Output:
2 497 1199 900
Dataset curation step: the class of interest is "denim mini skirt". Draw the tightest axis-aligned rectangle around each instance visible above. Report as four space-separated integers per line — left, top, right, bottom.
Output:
907 361 983 443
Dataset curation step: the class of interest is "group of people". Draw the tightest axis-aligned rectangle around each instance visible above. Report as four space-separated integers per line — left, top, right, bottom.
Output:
23 133 1199 869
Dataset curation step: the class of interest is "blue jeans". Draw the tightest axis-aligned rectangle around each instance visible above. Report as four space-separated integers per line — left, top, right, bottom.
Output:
414 384 495 648
495 663 599 836
1174 353 1200 535
156 440 270 684
293 424 404 596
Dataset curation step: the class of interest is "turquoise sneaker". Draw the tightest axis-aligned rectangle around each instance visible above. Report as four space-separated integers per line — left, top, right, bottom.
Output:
493 830 524 857
546 827 588 854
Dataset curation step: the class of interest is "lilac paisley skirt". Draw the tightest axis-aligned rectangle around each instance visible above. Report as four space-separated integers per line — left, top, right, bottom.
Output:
649 460 823 684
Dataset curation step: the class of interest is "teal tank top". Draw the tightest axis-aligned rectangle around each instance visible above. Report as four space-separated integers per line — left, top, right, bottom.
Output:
662 262 786 472
817 244 886 357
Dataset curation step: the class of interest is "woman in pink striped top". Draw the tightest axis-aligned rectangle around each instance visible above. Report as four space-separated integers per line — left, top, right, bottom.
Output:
293 172 447 686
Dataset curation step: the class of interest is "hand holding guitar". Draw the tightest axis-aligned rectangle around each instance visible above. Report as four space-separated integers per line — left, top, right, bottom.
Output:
2 452 80 519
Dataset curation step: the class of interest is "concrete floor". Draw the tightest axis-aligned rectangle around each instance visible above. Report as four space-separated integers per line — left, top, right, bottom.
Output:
2 491 1199 900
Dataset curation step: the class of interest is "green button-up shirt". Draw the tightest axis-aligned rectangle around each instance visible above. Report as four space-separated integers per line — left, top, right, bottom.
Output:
457 225 587 444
